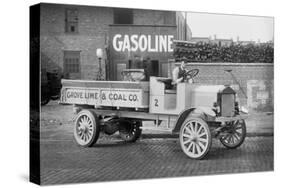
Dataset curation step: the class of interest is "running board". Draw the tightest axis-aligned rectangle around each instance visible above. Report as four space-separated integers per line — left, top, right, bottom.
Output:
140 126 173 133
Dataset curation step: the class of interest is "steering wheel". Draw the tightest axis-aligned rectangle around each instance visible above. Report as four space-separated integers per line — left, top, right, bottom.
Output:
183 69 199 82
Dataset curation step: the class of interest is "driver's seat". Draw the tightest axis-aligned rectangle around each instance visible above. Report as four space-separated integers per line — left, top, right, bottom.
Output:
156 78 174 90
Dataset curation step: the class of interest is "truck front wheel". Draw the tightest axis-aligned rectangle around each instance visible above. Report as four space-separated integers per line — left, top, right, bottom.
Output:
180 117 212 159
220 120 246 149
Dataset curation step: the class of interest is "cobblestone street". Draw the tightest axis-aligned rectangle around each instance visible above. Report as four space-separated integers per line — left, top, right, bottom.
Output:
38 102 274 185
40 136 273 185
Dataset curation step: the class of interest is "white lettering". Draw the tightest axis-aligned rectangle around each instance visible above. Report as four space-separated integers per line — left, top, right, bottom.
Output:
155 35 159 52
159 35 167 52
122 35 131 52
147 35 153 52
148 35 157 52
139 35 148 52
113 34 122 51
168 35 174 52
130 35 138 52
112 34 174 52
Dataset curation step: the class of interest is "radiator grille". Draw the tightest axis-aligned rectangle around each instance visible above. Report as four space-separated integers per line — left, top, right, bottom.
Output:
221 94 235 117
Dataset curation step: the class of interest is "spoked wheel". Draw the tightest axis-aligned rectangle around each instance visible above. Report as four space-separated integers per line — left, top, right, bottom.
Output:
180 118 212 159
119 120 142 142
74 110 100 147
220 120 246 149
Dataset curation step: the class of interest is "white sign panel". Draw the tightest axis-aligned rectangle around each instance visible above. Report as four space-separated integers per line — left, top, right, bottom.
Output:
62 87 143 108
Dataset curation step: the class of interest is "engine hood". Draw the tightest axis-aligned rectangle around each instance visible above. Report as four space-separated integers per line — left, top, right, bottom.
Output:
193 85 226 93
190 85 226 108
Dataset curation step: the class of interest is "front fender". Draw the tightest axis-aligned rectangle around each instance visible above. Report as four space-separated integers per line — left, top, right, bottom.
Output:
172 107 216 134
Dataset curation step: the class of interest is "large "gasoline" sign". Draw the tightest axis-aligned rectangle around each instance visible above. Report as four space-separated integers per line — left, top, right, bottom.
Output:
112 34 174 52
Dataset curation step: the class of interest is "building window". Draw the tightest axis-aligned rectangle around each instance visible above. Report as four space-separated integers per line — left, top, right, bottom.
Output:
64 51 80 79
114 8 133 24
65 8 78 33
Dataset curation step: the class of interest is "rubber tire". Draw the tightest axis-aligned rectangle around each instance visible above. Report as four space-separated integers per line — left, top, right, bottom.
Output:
74 110 100 147
220 120 246 149
179 117 212 160
119 120 142 142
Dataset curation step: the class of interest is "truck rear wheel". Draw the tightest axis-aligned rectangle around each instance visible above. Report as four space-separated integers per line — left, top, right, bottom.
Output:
179 117 212 159
74 110 100 147
119 120 142 142
220 120 246 149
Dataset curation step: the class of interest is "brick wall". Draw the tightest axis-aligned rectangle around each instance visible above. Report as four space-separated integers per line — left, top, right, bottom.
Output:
39 3 185 80
40 4 114 80
183 63 274 112
133 10 175 25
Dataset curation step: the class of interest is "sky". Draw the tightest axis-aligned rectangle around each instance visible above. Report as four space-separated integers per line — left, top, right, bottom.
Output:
185 12 274 42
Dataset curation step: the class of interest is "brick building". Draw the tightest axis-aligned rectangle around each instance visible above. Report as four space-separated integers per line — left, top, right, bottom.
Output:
40 3 191 80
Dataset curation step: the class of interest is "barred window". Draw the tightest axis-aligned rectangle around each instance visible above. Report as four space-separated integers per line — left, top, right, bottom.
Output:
65 8 78 33
64 51 80 75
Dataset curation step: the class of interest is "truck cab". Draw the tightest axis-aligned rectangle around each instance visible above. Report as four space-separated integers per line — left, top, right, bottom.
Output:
149 76 235 118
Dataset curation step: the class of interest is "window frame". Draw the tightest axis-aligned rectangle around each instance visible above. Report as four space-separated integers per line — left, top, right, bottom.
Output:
65 8 79 34
63 50 81 77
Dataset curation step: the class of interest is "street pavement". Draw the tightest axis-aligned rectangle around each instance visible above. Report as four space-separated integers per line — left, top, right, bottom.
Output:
39 136 273 185
38 101 274 185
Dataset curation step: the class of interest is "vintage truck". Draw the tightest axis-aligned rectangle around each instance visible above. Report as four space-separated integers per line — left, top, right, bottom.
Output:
60 68 247 159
